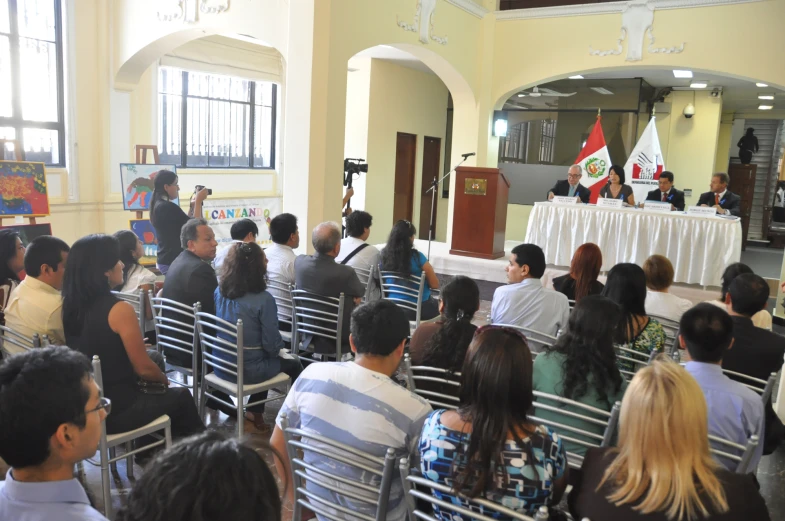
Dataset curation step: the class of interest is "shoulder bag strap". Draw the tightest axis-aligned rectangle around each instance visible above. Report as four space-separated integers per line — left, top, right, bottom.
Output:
340 243 370 265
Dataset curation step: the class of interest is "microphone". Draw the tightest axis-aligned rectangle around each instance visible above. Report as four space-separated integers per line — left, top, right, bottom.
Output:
461 152 476 159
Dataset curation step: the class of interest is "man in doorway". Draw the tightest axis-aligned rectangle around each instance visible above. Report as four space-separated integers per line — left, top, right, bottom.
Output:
645 171 686 211
697 172 741 216
547 165 590 203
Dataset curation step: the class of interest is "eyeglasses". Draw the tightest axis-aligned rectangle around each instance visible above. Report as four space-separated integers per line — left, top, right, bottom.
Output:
474 324 528 342
86 396 112 417
567 174 581 179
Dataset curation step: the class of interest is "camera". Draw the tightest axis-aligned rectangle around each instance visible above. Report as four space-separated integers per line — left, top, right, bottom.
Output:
195 185 213 196
343 158 369 187
683 103 695 119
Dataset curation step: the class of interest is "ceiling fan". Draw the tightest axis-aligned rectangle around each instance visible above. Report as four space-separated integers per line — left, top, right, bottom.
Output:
519 86 576 98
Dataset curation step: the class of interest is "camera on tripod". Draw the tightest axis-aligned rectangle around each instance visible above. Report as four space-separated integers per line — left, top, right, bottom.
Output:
344 158 368 188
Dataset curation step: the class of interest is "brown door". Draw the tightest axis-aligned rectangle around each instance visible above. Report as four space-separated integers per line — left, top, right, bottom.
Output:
728 163 757 250
418 136 441 240
393 132 417 223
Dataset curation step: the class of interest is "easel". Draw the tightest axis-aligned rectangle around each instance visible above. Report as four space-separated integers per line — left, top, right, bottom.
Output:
134 145 160 220
0 139 38 226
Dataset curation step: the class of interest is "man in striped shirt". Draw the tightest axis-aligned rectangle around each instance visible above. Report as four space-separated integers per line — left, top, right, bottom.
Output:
271 300 432 521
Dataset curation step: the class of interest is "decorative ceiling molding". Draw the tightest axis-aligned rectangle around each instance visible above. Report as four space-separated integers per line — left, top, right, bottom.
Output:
201 0 229 14
397 0 448 46
496 0 764 21
157 0 229 23
443 0 489 19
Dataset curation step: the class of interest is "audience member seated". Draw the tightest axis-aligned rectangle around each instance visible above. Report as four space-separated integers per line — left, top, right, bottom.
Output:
271 300 432 521
149 170 208 275
380 220 440 320
679 304 764 471
4 235 70 350
116 431 281 521
569 359 770 521
602 263 666 371
335 210 381 300
214 218 258 277
0 347 109 521
551 242 604 302
706 262 772 330
721 273 785 454
419 325 568 518
113 230 157 293
63 234 204 440
0 230 24 326
534 295 627 458
294 221 365 357
265 212 300 325
491 243 569 338
643 254 692 322
214 242 303 430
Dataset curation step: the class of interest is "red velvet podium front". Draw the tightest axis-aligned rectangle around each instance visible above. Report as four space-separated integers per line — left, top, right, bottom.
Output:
449 166 509 260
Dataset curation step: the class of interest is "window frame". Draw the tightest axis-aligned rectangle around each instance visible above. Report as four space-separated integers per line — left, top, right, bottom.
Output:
0 0 66 167
159 67 277 170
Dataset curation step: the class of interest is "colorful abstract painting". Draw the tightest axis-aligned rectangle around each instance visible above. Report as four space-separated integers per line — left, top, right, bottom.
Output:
0 161 50 216
130 219 158 266
120 164 177 211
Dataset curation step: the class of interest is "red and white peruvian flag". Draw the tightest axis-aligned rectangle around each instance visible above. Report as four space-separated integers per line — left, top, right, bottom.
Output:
575 117 612 204
625 117 665 204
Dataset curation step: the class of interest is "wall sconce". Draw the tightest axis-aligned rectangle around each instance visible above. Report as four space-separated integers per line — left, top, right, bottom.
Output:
493 110 508 137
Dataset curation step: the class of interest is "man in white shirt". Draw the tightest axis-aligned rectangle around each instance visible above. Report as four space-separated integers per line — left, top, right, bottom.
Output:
336 210 380 300
265 213 300 323
213 218 258 278
5 236 70 351
490 243 569 338
643 254 692 322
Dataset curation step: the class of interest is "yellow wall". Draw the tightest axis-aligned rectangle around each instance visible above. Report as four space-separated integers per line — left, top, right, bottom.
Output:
505 204 532 243
714 113 735 173
365 59 450 245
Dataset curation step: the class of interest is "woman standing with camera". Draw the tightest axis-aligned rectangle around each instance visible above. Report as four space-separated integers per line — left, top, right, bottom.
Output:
149 170 209 274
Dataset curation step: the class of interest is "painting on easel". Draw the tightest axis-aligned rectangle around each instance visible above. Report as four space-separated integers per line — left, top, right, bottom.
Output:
0 161 50 216
129 219 158 266
120 164 177 211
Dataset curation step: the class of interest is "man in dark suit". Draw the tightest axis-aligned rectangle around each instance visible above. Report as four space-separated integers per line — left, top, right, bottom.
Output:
644 170 685 211
547 164 590 204
295 221 365 358
722 273 785 454
697 172 741 216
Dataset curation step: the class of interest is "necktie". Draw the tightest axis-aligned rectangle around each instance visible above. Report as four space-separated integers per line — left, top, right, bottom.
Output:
715 193 720 206
661 192 667 202
568 185 575 197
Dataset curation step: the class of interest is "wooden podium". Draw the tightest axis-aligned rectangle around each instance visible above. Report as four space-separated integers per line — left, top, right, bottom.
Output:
450 166 509 260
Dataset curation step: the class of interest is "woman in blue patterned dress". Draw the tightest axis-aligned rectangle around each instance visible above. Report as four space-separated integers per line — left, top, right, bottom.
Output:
418 325 568 519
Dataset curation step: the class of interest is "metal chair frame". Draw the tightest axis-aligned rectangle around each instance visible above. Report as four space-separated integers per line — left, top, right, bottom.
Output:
379 270 426 330
353 264 378 303
281 413 397 521
614 344 658 381
291 289 347 361
0 325 41 356
721 369 777 406
150 296 199 403
649 313 679 344
491 323 557 355
709 434 759 474
111 288 148 335
267 278 295 343
402 353 461 409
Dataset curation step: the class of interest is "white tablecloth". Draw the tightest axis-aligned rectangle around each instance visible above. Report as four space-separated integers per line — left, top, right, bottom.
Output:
524 202 742 287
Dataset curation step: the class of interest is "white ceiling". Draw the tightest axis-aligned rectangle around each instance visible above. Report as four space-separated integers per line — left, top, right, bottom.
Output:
352 45 435 75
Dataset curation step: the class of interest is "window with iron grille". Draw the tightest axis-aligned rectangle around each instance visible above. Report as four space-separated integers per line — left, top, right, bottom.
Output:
158 66 277 169
0 0 65 166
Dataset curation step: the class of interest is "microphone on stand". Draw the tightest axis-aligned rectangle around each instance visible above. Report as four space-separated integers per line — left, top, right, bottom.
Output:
461 152 476 159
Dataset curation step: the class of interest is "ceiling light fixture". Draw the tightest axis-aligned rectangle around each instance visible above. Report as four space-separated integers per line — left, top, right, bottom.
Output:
690 82 708 88
673 70 693 79
590 87 614 95
569 75 584 79
759 95 774 100
756 83 768 87
517 93 526 97
759 104 774 110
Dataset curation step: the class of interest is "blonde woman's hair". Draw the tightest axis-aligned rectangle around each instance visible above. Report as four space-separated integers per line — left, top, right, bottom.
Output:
598 358 728 520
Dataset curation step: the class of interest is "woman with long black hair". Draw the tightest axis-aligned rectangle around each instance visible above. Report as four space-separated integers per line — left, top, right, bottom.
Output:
418 326 568 518
0 230 24 326
113 230 157 293
149 170 209 274
380 220 440 320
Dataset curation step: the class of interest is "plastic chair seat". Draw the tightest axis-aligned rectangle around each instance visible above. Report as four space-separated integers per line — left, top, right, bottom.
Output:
106 415 171 447
204 371 290 397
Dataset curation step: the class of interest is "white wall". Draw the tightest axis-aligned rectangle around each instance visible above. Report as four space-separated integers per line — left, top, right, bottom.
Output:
344 57 372 211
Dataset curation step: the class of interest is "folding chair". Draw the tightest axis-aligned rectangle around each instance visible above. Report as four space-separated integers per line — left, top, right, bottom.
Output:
402 353 460 409
291 289 348 361
150 296 199 404
0 325 40 356
267 279 295 344
614 344 658 381
281 413 398 521
195 309 291 437
649 313 679 345
721 369 778 407
85 355 171 520
490 323 557 355
352 264 378 303
111 289 148 335
379 270 426 331
531 391 621 470
709 434 759 473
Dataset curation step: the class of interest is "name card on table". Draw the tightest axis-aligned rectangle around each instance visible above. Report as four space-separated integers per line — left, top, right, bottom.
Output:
596 198 623 209
643 201 673 213
687 206 718 217
552 196 579 205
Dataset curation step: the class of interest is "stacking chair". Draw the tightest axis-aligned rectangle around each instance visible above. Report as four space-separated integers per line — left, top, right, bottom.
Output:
649 313 679 346
531 391 621 470
195 308 291 437
150 296 199 404
721 369 778 407
281 413 398 521
111 289 148 335
399 457 545 521
614 345 657 381
86 355 171 520
379 270 426 331
490 323 557 356
709 434 759 473
267 279 295 343
402 353 460 409
291 289 348 361
0 325 41 356
568 299 576 311
353 264 379 303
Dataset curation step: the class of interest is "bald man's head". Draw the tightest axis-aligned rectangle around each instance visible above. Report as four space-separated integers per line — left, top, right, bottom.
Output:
312 221 342 256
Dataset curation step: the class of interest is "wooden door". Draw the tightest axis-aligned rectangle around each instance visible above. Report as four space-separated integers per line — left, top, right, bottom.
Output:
393 132 417 223
728 163 757 250
418 136 441 240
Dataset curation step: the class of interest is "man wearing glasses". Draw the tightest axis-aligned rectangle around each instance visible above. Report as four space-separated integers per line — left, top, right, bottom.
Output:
547 164 590 204
0 346 110 520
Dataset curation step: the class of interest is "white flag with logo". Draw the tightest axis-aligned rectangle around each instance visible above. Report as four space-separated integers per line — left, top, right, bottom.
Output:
625 118 665 204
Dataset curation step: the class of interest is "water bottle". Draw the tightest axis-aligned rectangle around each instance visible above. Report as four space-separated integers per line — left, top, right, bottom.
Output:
533 506 549 521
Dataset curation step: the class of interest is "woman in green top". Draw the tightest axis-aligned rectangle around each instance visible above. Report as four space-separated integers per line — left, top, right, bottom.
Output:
533 295 627 458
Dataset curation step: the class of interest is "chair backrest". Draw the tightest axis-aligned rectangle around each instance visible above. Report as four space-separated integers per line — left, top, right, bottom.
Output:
490 323 557 354
194 308 245 386
379 270 425 328
291 289 346 359
352 265 375 303
531 391 621 469
709 434 759 473
281 413 398 521
614 344 657 381
399 457 541 521
402 354 460 409
267 279 294 329
111 289 147 334
721 369 778 406
649 313 679 344
568 299 576 310
150 296 199 375
0 325 41 355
